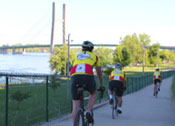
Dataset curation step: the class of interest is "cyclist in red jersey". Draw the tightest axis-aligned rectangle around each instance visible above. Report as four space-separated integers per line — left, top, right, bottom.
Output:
108 63 126 114
153 68 162 96
70 41 104 123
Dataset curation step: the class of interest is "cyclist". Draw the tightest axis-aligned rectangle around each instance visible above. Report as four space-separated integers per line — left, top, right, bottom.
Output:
153 68 162 96
108 63 126 114
70 41 104 123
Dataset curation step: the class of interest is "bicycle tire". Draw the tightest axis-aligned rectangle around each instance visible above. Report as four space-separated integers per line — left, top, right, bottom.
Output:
112 102 115 119
155 83 158 98
115 96 118 117
73 109 85 126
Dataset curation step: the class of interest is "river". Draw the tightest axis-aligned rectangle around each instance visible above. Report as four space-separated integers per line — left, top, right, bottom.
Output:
0 53 51 74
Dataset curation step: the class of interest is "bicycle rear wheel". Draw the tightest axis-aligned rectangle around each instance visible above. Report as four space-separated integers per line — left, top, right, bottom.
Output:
155 83 158 98
73 109 85 126
112 96 118 119
115 96 118 117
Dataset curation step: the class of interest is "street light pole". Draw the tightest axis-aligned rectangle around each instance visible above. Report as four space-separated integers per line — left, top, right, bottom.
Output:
67 34 70 100
142 48 145 76
67 34 70 76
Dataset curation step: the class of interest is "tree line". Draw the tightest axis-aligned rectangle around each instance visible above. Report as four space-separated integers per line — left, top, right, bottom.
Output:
50 33 175 75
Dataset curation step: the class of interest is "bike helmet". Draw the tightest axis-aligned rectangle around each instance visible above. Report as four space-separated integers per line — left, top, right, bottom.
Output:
82 41 94 52
115 63 122 70
155 68 159 71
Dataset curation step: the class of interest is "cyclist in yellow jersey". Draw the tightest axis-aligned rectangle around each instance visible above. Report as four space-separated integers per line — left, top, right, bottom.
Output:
153 68 162 96
108 63 126 114
70 41 104 123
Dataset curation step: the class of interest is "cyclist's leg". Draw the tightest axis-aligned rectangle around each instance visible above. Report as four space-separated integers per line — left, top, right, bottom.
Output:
153 80 156 95
72 100 80 122
85 75 96 123
158 80 161 91
88 90 97 112
115 81 123 113
108 81 114 104
71 75 81 122
85 75 96 112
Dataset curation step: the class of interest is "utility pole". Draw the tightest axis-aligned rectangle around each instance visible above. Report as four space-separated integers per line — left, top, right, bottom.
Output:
142 49 145 76
50 2 55 54
62 4 66 44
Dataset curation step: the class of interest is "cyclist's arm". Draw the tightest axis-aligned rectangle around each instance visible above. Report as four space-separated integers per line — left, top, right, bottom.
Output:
95 66 103 86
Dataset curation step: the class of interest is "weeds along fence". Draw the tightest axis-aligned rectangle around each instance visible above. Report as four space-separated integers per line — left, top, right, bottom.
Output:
0 71 174 126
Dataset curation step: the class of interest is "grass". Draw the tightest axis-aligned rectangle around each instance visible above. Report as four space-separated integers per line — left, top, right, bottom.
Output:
0 64 174 126
123 63 175 77
0 80 71 126
171 75 175 99
0 77 109 126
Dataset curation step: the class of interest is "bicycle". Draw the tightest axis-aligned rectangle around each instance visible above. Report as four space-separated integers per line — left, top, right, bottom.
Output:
154 81 159 98
73 84 105 126
111 88 118 119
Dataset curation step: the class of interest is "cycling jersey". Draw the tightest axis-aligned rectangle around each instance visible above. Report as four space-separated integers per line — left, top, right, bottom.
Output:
109 69 126 82
70 51 100 76
153 71 161 80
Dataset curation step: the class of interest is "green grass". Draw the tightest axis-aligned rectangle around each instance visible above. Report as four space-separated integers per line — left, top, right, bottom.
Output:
123 64 175 77
0 81 72 126
0 77 109 126
171 75 175 99
0 65 174 126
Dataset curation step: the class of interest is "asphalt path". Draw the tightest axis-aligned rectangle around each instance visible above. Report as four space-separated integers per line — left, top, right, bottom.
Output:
39 77 175 126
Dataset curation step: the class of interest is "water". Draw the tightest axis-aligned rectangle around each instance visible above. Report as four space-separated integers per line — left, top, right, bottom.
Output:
0 53 51 74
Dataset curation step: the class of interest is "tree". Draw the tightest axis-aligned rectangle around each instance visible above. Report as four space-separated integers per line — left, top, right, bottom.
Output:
11 90 31 110
113 45 131 67
120 33 142 66
148 43 160 66
93 47 113 67
120 33 151 66
49 44 75 75
159 50 168 63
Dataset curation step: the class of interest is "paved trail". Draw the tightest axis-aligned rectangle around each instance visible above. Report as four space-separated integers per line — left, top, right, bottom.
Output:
40 77 175 126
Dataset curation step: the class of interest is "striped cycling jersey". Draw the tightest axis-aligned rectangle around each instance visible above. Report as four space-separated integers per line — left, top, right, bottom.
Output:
153 71 161 80
109 69 126 82
70 51 100 76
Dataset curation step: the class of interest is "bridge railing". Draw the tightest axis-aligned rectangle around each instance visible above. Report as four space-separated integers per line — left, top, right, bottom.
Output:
0 71 174 126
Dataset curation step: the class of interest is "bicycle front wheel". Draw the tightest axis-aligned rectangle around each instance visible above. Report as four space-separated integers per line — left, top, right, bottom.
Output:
73 109 85 126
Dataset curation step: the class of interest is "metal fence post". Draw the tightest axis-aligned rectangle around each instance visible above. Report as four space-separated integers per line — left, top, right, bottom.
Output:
5 76 8 126
46 76 49 122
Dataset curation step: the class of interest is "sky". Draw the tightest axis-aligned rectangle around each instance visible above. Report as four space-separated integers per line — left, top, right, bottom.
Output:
0 0 175 46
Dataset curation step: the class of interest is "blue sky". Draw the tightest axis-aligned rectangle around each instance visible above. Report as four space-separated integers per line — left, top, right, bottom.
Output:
0 0 175 46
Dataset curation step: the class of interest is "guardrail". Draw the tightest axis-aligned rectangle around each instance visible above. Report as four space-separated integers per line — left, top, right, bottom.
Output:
0 71 174 126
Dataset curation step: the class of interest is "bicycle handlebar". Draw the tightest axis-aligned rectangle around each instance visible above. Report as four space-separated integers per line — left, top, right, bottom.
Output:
97 86 105 99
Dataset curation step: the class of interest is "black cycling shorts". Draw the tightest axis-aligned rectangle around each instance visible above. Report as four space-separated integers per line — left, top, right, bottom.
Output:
71 75 96 100
108 80 124 97
154 79 161 85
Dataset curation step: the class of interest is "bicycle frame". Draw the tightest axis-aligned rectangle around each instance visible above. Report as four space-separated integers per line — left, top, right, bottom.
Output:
155 82 159 98
111 88 118 119
73 84 93 126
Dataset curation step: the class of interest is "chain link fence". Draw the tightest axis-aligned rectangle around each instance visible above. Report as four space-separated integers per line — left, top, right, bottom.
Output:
0 70 174 126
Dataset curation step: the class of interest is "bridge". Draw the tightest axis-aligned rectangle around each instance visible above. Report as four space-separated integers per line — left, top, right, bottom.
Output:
0 44 175 54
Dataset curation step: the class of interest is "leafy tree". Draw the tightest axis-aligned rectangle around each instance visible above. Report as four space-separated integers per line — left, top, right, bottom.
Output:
93 47 113 67
120 33 151 66
49 77 61 96
11 90 31 110
113 45 131 67
138 33 151 66
120 33 142 65
159 50 168 63
148 43 160 66
49 44 75 75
